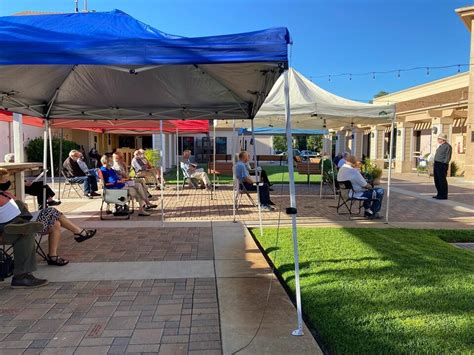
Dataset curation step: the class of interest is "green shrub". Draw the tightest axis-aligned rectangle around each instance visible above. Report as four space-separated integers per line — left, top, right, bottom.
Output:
25 137 79 174
144 149 160 167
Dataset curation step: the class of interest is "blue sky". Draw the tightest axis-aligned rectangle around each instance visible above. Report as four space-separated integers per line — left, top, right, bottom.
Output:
0 0 471 102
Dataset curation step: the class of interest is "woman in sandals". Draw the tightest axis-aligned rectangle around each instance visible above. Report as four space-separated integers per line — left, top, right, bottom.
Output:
0 168 96 266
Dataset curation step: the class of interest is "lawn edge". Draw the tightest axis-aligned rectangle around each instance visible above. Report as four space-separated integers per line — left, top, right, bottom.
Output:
248 227 330 355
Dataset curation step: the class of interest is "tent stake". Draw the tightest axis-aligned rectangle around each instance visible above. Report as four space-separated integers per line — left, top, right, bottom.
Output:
284 70 304 336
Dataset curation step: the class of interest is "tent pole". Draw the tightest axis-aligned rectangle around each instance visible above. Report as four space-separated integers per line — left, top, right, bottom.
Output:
385 113 396 223
213 119 216 197
284 69 304 336
232 120 236 223
251 120 263 236
176 127 179 199
58 128 63 201
331 133 336 199
160 120 165 225
319 146 324 199
42 120 49 209
48 126 55 194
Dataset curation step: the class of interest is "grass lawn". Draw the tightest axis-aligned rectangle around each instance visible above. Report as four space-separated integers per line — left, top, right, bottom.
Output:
254 228 474 354
165 164 322 185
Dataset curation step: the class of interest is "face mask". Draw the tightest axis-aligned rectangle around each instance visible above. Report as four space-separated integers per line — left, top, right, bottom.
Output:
0 180 11 191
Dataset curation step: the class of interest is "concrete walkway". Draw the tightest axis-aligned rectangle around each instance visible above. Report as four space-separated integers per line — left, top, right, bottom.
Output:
0 220 322 355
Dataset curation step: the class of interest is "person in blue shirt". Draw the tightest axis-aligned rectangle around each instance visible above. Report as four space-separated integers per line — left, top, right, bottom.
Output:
236 151 274 211
100 156 156 216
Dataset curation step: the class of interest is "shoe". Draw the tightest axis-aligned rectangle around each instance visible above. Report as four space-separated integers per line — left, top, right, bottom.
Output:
138 211 151 217
364 210 374 218
148 194 153 198
47 200 61 206
11 274 48 289
145 204 157 210
46 255 69 266
370 212 382 219
435 197 447 200
4 221 43 236
268 201 276 206
84 193 93 199
74 229 96 243
432 196 439 199
90 192 101 197
260 205 273 212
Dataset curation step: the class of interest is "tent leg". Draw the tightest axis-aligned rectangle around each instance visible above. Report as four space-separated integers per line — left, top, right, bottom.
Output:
232 120 237 223
58 128 63 201
176 128 179 199
251 120 263 236
48 126 55 194
160 120 165 225
319 150 324 199
42 120 49 209
385 114 396 223
284 70 304 336
212 119 216 199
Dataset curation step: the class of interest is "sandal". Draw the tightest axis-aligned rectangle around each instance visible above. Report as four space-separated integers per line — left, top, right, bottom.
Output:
74 229 96 243
47 255 69 266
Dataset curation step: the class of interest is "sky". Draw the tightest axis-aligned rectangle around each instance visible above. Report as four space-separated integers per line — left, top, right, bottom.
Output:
0 0 471 102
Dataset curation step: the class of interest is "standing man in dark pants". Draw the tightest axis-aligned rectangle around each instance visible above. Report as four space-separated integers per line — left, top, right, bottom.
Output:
433 134 452 200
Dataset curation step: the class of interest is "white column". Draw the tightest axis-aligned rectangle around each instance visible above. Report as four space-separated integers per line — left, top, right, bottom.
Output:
12 113 25 200
322 135 331 154
370 127 378 160
335 131 345 155
351 128 364 158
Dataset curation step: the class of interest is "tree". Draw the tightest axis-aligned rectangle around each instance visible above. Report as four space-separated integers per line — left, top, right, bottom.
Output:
369 90 389 104
306 135 322 152
273 136 287 152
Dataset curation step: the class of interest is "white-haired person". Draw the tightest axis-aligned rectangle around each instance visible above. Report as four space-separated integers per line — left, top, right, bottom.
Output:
100 155 156 217
181 149 212 190
63 150 99 198
131 149 166 188
112 152 154 200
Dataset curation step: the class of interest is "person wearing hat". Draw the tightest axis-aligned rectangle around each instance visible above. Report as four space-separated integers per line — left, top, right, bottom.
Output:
433 134 452 200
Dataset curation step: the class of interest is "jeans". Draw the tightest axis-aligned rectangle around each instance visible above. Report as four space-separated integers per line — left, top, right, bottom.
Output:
69 175 98 194
360 187 384 213
243 182 271 205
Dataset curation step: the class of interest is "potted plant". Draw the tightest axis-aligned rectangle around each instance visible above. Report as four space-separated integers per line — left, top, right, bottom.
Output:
362 158 383 185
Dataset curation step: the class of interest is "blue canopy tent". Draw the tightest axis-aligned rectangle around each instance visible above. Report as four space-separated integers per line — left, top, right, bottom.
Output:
0 10 308 337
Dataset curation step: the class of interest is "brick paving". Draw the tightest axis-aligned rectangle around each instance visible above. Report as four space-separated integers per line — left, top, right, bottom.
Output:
37 228 214 263
0 278 220 354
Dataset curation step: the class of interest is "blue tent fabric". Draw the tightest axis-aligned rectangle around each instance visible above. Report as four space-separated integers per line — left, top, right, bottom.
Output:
0 10 290 65
239 127 328 135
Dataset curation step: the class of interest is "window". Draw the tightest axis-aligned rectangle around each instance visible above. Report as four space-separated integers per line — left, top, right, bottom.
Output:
118 135 135 149
178 137 195 155
216 137 227 154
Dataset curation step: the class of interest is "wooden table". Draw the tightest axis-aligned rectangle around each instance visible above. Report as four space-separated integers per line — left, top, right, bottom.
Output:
0 162 43 200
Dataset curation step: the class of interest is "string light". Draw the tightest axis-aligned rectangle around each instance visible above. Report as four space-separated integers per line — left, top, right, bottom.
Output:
308 63 469 82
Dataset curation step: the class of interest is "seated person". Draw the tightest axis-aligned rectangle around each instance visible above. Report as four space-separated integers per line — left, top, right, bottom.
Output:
131 149 166 187
4 153 60 207
181 150 212 190
0 168 96 267
100 155 156 217
337 152 350 169
63 150 99 199
337 155 384 219
245 160 272 186
77 153 98 177
88 148 101 169
113 152 154 200
236 151 275 211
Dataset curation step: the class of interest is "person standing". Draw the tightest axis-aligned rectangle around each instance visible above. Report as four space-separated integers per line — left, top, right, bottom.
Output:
433 134 452 200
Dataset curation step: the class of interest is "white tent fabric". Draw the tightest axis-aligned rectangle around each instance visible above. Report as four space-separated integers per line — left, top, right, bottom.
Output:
253 67 396 129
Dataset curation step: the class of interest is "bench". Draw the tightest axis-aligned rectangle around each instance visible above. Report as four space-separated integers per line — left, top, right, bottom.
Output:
208 162 233 176
257 155 284 166
211 154 232 162
296 162 321 184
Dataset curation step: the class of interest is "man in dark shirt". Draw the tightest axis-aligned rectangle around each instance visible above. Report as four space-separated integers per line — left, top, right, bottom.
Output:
63 150 99 198
433 134 452 200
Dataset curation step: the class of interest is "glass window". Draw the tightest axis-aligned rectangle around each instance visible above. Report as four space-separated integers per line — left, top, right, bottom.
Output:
216 137 227 154
178 137 195 155
118 135 135 149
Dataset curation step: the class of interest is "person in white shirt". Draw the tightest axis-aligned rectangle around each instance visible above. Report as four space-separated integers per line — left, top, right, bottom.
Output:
337 152 349 169
337 155 384 219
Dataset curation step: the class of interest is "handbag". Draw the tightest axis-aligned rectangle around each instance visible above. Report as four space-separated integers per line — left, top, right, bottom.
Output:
0 248 14 280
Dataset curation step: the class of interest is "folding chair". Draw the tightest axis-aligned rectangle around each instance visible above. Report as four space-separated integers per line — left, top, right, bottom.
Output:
180 163 199 189
235 179 257 210
97 170 132 220
61 171 85 199
336 180 372 216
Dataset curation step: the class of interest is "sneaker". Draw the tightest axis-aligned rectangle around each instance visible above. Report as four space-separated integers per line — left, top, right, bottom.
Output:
11 274 48 289
144 204 157 210
47 200 61 206
138 211 151 217
90 192 101 197
364 210 374 218
260 205 273 212
84 193 93 199
4 221 43 236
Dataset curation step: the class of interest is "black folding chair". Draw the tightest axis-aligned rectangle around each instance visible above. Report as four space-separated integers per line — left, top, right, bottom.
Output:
235 180 257 210
336 180 373 216
61 171 85 199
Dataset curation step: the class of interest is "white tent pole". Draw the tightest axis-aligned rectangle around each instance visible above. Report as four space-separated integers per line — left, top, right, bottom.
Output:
160 120 165 224
385 113 396 223
251 120 263 236
232 120 236 223
284 69 304 336
319 146 324 199
42 120 49 209
176 127 179 199
213 119 216 197
58 128 63 201
331 133 336 199
48 126 55 194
